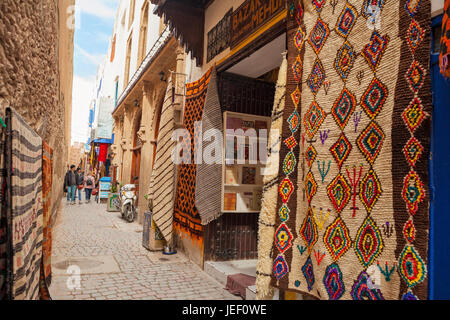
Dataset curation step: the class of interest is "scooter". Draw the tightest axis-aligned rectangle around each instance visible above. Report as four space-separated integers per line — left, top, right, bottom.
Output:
120 184 137 223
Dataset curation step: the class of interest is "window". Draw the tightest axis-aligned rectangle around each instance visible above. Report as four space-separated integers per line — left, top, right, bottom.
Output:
159 16 166 36
124 34 133 90
114 77 119 107
138 2 149 64
121 11 126 27
128 0 136 29
110 34 116 62
207 9 232 62
432 23 442 54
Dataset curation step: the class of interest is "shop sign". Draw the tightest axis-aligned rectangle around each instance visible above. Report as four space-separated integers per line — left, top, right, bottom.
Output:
230 0 284 48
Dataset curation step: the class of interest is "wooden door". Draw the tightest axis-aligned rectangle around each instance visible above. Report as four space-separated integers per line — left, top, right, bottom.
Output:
131 113 142 196
131 149 141 194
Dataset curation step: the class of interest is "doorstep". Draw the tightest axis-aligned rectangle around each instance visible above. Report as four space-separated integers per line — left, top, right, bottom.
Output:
204 260 279 300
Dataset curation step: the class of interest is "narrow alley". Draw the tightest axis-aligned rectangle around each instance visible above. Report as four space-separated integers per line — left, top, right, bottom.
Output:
48 201 240 300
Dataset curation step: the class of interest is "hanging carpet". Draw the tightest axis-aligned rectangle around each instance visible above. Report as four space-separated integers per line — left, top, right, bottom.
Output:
268 0 432 300
0 123 7 299
255 51 287 300
440 0 450 78
5 107 43 300
173 68 212 236
148 76 176 243
42 142 53 287
195 68 224 225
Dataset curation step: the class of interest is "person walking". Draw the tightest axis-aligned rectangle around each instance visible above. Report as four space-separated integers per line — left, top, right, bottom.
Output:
84 171 95 203
76 167 84 205
64 166 71 203
64 165 77 205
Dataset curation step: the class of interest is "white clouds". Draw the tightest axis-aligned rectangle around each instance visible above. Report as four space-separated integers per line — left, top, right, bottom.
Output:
71 75 96 144
75 44 106 66
76 0 119 20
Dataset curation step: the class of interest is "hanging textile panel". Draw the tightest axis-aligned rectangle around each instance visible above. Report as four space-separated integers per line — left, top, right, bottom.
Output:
149 77 176 243
5 107 43 300
173 68 212 236
0 124 7 299
42 142 53 285
255 51 287 300
195 68 224 225
98 143 108 163
439 0 450 77
270 0 431 300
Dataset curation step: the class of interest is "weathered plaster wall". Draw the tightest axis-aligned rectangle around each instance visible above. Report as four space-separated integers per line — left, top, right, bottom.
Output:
0 0 74 216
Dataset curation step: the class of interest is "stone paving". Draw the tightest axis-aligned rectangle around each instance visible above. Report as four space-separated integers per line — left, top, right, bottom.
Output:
49 200 240 300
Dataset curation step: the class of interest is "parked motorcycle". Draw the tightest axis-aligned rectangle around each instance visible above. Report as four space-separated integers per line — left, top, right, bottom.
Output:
120 184 137 223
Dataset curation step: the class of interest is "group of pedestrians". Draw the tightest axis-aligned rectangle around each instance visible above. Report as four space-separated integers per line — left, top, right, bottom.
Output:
64 165 97 205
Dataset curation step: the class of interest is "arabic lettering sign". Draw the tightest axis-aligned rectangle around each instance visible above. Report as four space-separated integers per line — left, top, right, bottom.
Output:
230 0 284 48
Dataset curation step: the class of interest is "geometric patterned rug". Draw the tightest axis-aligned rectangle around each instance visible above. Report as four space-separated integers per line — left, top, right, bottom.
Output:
268 0 432 300
439 0 450 78
173 68 212 236
42 141 53 288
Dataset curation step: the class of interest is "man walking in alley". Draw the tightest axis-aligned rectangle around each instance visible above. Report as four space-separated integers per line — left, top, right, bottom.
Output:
64 165 77 205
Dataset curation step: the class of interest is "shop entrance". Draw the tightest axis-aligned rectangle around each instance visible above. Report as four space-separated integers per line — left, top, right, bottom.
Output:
204 34 286 262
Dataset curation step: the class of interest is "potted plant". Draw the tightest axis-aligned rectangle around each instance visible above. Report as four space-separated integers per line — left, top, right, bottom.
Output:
107 181 121 212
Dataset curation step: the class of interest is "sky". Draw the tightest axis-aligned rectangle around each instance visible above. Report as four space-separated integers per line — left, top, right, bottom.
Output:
71 0 120 145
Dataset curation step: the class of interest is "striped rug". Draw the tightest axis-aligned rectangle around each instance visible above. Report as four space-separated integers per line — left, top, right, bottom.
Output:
148 77 176 243
195 68 223 225
0 124 7 299
255 52 287 300
5 107 43 300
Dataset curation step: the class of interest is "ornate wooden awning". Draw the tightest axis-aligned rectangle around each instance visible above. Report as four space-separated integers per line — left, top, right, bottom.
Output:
150 0 214 65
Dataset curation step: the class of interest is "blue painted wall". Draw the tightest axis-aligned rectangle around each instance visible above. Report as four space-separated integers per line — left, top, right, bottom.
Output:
429 14 450 300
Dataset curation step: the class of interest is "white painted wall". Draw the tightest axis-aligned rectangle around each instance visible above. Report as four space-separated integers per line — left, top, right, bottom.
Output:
89 0 164 140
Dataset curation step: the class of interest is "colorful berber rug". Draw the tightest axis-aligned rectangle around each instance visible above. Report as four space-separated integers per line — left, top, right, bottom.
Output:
173 68 212 236
42 141 53 287
440 0 450 78
267 0 432 300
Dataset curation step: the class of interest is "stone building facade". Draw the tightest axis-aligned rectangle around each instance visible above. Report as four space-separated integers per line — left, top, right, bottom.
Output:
0 0 74 216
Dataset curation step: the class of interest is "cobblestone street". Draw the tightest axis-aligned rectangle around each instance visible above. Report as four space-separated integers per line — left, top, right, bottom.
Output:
49 200 240 300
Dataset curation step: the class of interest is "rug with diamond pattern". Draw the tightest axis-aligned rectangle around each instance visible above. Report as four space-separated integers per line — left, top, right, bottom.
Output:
268 0 431 300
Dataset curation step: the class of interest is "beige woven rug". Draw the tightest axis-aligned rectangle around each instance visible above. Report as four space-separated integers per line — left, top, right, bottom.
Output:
266 0 431 300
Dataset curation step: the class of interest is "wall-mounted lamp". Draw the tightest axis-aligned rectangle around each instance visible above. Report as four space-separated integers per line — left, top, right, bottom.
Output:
159 71 167 82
